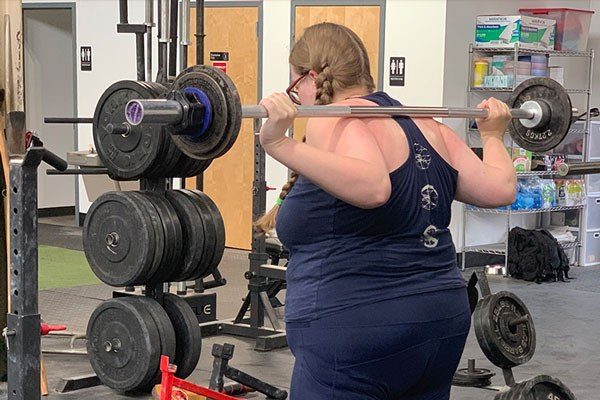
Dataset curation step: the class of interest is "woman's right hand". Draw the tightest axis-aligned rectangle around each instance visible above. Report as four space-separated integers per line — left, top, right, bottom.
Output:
475 98 512 140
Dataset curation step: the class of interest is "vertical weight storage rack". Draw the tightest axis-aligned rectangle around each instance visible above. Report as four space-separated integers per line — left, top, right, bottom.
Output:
461 43 594 273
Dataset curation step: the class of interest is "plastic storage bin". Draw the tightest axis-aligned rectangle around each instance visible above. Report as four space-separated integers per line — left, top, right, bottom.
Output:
583 230 600 265
519 8 594 51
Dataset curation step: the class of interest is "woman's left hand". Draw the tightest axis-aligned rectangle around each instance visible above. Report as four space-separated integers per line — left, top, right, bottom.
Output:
259 93 298 152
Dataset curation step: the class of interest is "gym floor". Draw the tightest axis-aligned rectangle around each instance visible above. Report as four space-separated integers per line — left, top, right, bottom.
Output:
4 216 600 399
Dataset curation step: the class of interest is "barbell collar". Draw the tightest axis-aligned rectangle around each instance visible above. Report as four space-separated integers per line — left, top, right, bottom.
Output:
126 99 183 125
557 161 600 177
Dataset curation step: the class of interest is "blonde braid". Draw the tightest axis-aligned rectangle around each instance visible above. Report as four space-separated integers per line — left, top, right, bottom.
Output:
314 64 335 105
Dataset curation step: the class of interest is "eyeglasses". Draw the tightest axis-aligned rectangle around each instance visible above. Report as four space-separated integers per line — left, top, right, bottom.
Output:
286 72 309 105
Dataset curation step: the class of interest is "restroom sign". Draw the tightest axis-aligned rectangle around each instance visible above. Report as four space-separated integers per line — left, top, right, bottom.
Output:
80 46 92 71
390 57 405 87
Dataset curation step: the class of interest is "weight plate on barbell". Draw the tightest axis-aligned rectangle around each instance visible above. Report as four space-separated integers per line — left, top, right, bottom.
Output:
140 81 184 179
171 65 242 161
197 65 243 157
130 296 177 391
86 298 161 392
508 77 572 153
164 190 207 282
143 192 184 284
494 374 576 400
83 192 156 287
93 81 165 179
474 291 536 369
185 190 226 279
162 293 202 379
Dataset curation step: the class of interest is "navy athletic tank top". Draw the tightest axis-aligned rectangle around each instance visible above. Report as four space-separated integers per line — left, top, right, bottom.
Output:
276 92 466 323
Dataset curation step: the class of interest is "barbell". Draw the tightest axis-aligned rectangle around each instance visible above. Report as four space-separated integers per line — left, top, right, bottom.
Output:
45 65 579 179
123 65 575 162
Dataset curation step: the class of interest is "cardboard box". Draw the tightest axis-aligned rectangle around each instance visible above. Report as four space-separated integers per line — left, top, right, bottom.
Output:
475 15 556 50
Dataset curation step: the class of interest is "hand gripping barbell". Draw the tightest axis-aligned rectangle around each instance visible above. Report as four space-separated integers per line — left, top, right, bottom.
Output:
123 65 575 161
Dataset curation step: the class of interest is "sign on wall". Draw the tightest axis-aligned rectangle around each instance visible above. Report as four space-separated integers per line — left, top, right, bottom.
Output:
80 46 92 71
210 52 229 74
390 57 405 87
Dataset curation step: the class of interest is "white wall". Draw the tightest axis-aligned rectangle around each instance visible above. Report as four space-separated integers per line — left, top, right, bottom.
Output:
262 0 292 208
24 8 76 209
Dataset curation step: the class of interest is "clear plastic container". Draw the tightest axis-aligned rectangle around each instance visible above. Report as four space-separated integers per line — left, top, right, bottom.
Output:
519 8 595 51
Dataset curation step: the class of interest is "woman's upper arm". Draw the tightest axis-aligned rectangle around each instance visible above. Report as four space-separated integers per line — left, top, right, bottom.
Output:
439 123 514 207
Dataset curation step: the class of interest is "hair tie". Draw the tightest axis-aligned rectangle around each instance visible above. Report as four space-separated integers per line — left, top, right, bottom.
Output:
275 197 284 206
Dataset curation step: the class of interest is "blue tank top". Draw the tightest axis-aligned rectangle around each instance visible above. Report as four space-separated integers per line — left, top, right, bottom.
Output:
276 92 466 323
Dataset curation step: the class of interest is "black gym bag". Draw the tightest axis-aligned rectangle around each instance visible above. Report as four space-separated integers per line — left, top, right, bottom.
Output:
507 227 572 284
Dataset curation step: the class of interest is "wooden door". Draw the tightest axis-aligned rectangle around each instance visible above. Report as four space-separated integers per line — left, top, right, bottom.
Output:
187 6 258 250
292 5 381 140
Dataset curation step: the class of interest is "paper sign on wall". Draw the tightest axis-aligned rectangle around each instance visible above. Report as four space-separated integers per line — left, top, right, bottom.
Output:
390 57 405 87
213 62 227 74
210 52 229 61
81 46 92 71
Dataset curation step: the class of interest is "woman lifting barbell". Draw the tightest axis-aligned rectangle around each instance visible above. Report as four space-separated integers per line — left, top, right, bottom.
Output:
255 22 515 400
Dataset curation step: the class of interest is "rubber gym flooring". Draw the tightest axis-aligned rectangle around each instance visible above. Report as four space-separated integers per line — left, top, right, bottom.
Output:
2 215 599 399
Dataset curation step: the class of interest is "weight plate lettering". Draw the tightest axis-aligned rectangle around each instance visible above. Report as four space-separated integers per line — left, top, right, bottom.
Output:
494 375 576 400
474 291 536 368
86 298 161 392
508 78 572 153
83 192 155 287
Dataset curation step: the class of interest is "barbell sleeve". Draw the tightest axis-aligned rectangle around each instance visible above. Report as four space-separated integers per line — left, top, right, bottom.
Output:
557 162 600 177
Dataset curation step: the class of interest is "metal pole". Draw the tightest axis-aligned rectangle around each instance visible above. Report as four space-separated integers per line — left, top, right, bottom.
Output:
195 0 204 65
179 0 190 72
168 0 178 78
7 149 45 400
145 0 154 82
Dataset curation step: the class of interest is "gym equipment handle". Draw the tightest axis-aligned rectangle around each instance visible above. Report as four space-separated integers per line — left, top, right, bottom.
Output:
42 149 68 172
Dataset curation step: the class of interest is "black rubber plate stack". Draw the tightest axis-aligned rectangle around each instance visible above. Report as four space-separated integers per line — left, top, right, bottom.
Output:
162 293 202 379
143 192 184 283
83 192 158 287
128 192 166 284
86 297 161 392
508 77 572 153
494 375 576 400
138 81 185 178
164 190 207 282
93 81 166 180
130 296 177 390
474 291 536 369
170 65 242 161
184 190 226 279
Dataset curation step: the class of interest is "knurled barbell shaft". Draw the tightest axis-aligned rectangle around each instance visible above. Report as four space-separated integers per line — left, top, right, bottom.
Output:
125 98 539 126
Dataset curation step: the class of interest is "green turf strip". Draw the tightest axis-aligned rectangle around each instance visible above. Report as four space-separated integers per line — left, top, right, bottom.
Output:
38 245 99 290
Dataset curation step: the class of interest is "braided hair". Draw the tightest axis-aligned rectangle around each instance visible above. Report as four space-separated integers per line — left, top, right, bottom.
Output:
254 23 375 235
